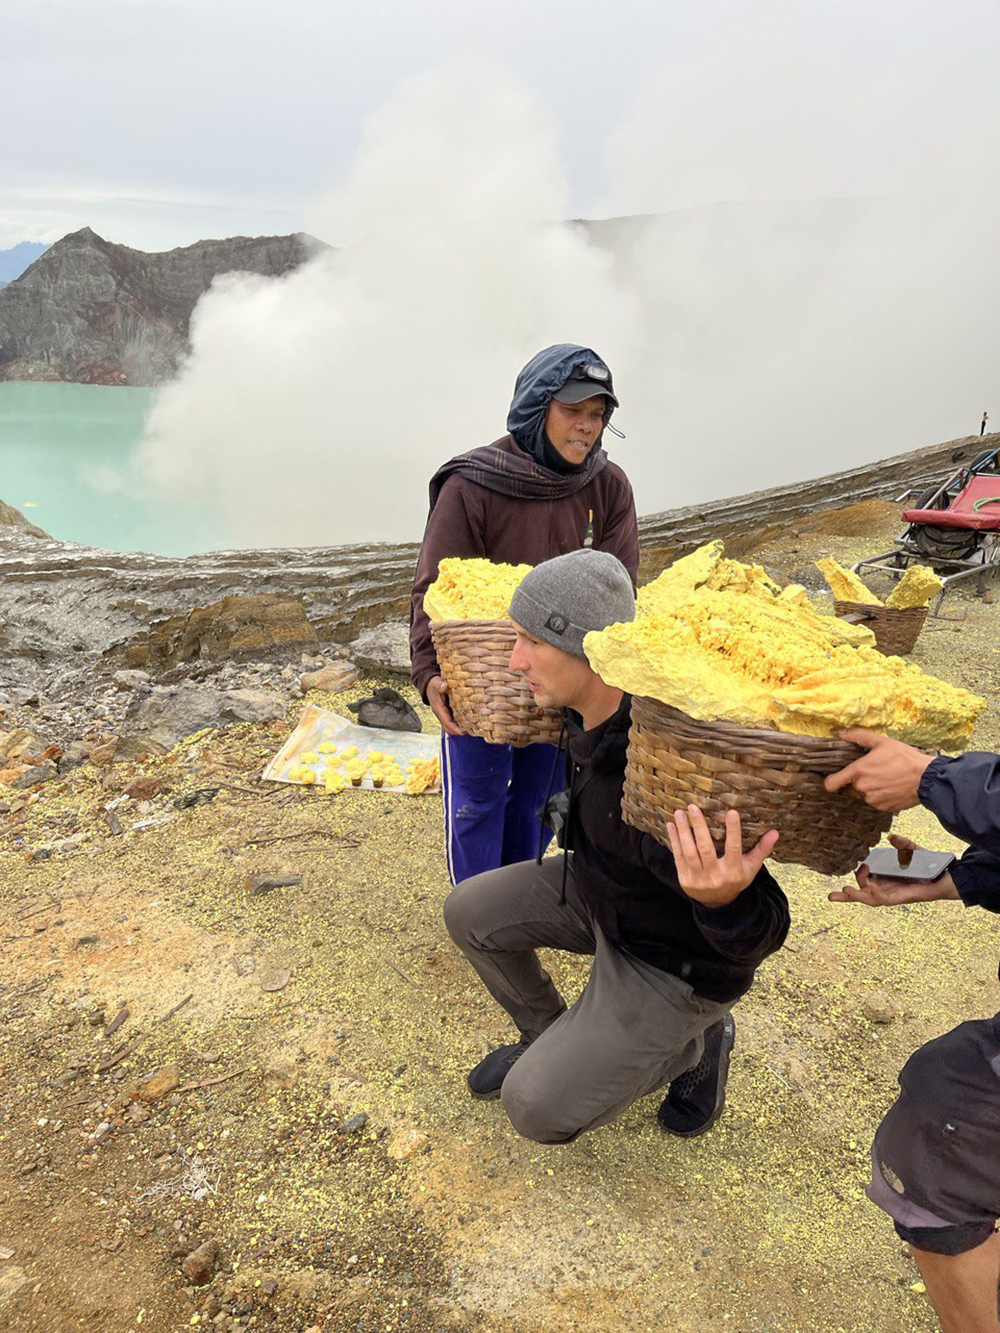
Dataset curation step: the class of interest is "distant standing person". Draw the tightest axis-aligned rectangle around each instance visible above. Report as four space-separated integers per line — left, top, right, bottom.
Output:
981 411 989 436
410 344 639 885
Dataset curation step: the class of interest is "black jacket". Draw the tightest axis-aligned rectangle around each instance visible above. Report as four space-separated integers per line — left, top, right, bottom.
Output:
558 695 790 1003
919 752 1000 910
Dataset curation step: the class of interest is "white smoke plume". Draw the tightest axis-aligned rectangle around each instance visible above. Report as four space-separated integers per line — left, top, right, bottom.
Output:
134 61 636 548
134 14 1000 552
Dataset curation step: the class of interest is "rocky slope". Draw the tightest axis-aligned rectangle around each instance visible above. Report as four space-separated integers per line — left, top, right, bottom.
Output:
638 430 1000 575
0 498 50 540
0 228 322 386
1 429 994 694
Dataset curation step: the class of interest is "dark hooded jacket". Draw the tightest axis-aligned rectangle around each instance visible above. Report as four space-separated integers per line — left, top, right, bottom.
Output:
558 695 790 1002
410 345 639 702
918 753 1000 910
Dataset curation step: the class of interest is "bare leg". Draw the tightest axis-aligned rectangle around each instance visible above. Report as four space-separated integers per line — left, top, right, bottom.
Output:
911 1232 1000 1333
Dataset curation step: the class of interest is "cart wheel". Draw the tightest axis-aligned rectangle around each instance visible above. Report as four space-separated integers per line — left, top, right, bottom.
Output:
970 448 1000 474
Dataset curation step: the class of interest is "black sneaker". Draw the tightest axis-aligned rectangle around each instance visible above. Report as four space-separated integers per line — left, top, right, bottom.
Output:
467 1040 530 1101
657 1014 736 1138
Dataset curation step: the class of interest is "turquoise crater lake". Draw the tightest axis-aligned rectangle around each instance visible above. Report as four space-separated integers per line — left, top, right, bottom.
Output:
0 382 223 556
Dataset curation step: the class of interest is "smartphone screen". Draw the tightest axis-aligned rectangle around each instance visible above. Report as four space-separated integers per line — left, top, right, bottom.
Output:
863 848 956 881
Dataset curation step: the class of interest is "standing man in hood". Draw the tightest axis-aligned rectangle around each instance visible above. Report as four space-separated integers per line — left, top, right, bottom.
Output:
410 344 639 886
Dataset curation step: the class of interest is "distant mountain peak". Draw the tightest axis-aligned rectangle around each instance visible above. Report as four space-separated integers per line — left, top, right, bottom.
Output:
0 228 326 387
0 239 50 284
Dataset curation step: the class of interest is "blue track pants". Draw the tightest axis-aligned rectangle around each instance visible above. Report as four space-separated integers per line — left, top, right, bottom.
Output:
440 732 563 885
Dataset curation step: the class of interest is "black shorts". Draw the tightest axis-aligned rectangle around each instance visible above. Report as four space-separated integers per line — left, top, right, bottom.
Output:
868 1016 1000 1255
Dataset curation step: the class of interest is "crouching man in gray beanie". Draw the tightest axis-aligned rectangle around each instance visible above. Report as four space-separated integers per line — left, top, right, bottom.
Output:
443 549 789 1143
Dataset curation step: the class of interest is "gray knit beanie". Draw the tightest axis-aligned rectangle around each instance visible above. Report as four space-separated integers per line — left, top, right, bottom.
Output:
508 549 636 659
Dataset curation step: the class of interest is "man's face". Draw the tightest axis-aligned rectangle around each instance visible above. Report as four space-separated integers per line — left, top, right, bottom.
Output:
508 622 593 711
544 394 607 465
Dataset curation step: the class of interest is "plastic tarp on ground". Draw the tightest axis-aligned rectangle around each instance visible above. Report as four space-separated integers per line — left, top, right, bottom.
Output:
261 705 440 793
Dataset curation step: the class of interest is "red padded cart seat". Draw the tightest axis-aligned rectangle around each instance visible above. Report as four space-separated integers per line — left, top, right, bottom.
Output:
903 475 1000 531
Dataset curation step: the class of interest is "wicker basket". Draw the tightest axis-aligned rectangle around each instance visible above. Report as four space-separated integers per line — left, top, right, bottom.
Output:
834 600 929 656
429 618 563 747
622 696 892 876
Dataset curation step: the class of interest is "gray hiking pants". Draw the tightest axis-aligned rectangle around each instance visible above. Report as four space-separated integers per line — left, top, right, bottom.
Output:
443 854 729 1144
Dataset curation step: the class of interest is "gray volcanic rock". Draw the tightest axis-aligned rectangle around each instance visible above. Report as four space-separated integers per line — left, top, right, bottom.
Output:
0 227 324 386
123 593 319 671
0 523 415 694
0 498 50 540
116 684 286 758
349 622 411 674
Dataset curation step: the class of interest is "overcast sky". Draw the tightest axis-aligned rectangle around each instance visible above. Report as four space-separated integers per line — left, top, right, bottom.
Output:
3 0 998 250
3 0 999 549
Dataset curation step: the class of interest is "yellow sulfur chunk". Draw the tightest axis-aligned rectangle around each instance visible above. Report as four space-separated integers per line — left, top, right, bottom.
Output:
640 547 872 640
585 544 985 749
300 751 320 764
424 557 534 622
815 559 883 606
586 609 775 728
639 545 790 615
768 651 901 736
811 611 878 649
773 648 982 750
875 654 984 750
777 583 809 607
342 746 359 759
885 565 943 610
404 755 440 794
637 542 725 615
318 742 337 755
299 769 317 785
706 558 783 599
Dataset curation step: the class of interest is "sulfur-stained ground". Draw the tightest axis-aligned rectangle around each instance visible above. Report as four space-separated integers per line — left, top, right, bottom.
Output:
1 499 999 1333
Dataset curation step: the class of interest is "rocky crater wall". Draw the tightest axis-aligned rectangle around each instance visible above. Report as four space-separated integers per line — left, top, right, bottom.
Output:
0 228 322 386
0 430 994 692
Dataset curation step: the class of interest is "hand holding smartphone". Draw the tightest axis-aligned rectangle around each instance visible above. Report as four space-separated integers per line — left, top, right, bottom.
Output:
828 835 961 907
862 847 956 882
